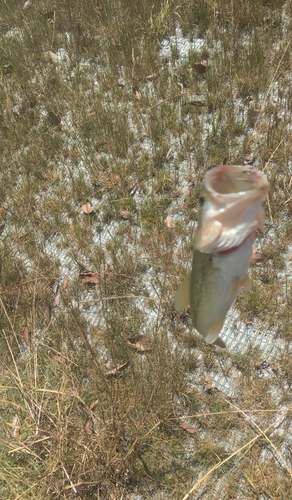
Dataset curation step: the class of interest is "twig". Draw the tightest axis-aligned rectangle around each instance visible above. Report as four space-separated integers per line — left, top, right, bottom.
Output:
2 330 35 421
223 397 292 479
146 92 193 111
80 295 166 304
36 385 46 436
0 298 22 354
182 407 291 499
62 462 78 495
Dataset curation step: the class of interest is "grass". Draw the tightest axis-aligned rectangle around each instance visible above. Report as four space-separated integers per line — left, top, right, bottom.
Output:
0 0 292 498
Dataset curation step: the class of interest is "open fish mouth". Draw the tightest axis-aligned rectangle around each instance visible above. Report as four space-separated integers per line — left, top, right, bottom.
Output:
195 165 269 254
206 165 269 196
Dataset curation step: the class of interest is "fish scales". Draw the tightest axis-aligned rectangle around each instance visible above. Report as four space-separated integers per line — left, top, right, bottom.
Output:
175 165 269 348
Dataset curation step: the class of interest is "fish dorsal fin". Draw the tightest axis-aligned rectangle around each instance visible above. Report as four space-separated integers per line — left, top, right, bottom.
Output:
205 315 226 344
175 275 191 312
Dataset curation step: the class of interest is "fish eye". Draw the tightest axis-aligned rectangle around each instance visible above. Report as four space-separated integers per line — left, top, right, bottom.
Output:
199 195 205 206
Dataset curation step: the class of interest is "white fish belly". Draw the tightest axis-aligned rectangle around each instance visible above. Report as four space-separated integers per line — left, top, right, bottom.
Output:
195 233 254 341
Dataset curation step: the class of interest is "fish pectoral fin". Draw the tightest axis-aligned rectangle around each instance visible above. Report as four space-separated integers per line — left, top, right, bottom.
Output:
213 337 226 349
175 275 191 312
205 316 226 344
226 277 241 301
241 274 252 292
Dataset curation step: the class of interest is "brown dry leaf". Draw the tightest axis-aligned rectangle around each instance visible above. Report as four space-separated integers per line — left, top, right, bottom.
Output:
12 415 20 438
120 210 133 219
54 355 63 363
165 147 172 160
105 361 129 376
186 184 194 195
90 399 99 410
243 156 255 165
204 375 212 390
194 62 207 74
165 214 173 228
271 364 279 373
80 272 99 284
54 294 60 306
44 11 55 21
179 420 196 434
43 51 55 59
43 302 51 322
251 253 264 262
48 110 61 126
62 278 68 290
81 204 94 214
22 327 30 345
127 335 154 352
85 417 93 436
134 90 141 100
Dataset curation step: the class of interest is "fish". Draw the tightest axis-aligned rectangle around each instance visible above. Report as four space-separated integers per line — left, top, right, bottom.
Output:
175 165 269 348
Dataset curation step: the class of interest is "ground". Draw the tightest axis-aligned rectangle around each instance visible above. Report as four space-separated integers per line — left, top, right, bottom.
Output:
0 1 292 499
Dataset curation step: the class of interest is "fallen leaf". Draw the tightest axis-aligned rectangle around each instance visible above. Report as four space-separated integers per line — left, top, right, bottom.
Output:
179 420 196 434
120 210 133 219
54 355 63 363
85 417 93 435
90 399 99 410
48 110 61 126
43 51 55 59
22 327 30 345
251 253 264 262
129 183 137 194
146 73 157 80
44 11 55 21
165 214 173 228
43 302 51 322
194 62 207 74
127 335 154 352
204 375 212 390
80 272 99 284
81 204 94 214
105 361 129 376
53 284 58 295
165 147 172 160
134 90 141 100
271 364 279 373
23 0 30 8
54 294 60 306
62 278 68 290
244 156 255 165
12 415 20 438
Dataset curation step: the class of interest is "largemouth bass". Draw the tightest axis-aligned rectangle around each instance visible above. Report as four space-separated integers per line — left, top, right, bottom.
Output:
175 165 269 348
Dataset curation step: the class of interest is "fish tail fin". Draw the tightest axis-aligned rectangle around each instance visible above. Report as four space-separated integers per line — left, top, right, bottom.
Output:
213 337 226 349
205 316 226 344
175 275 191 312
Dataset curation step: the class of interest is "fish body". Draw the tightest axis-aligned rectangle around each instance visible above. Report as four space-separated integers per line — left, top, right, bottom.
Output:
175 165 269 347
